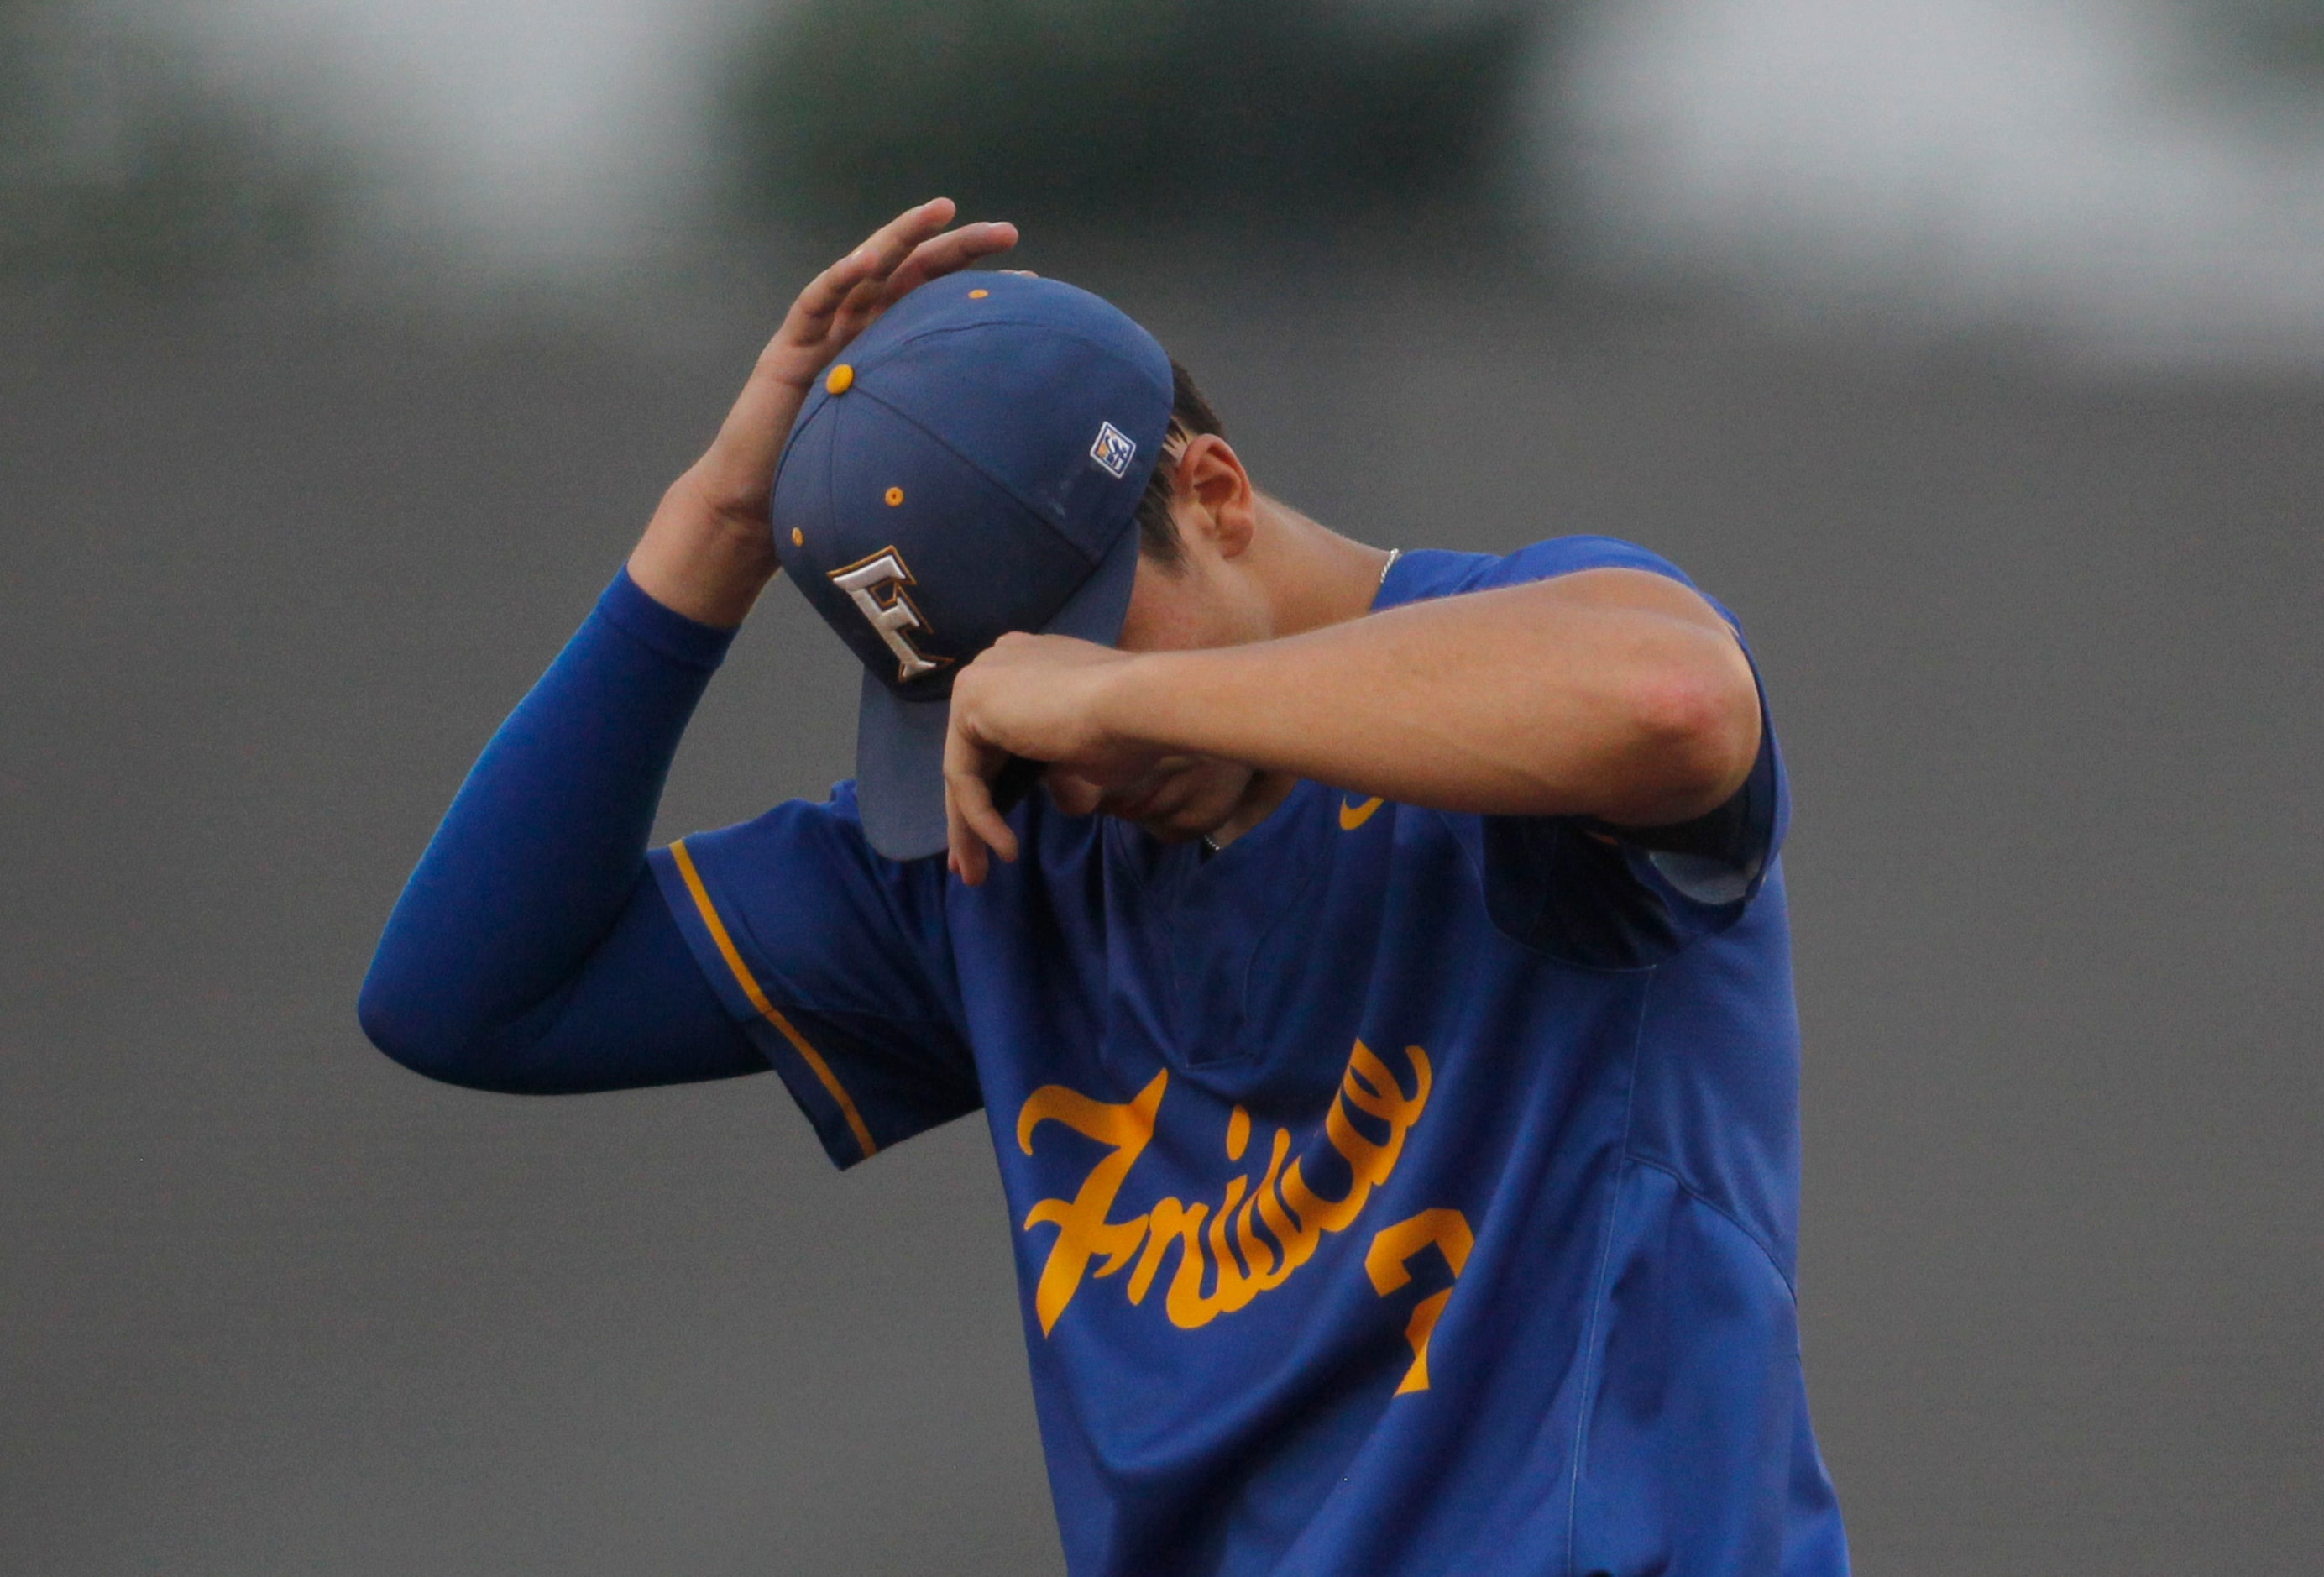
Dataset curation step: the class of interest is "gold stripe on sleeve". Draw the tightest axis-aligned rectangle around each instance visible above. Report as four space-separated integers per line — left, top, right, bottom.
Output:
667 838 880 1161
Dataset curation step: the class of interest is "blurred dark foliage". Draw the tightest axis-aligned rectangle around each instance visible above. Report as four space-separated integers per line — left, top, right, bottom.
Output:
722 0 1551 232
0 0 350 282
2194 0 2324 78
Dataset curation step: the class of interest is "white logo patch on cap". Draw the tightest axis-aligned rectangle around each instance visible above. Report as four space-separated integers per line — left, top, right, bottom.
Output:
829 547 950 684
1090 422 1136 479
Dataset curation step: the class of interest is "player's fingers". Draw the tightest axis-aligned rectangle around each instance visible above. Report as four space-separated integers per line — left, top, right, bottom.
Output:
694 202 968 508
944 723 1021 883
831 271 891 336
831 201 961 333
948 758 1021 877
945 770 1013 885
884 221 1019 301
788 198 955 333
786 239 885 333
945 787 983 886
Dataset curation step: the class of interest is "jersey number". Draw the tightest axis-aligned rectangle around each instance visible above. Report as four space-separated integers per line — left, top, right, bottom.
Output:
1365 1208 1473 1395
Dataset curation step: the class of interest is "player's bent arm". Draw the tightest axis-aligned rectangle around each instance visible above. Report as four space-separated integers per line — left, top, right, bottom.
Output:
1123 569 1760 825
364 201 1023 1082
947 566 1758 874
361 866 759 1094
358 572 762 1093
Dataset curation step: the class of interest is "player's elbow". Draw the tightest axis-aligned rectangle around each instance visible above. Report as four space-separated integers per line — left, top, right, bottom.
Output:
357 969 450 1083
1604 642 1761 826
356 967 515 1092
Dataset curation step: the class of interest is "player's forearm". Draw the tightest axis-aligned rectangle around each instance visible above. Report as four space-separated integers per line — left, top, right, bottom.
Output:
1109 581 1761 827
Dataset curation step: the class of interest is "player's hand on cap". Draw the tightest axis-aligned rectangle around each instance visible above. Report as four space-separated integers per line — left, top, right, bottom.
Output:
691 198 1020 534
944 632 1171 883
632 200 1017 627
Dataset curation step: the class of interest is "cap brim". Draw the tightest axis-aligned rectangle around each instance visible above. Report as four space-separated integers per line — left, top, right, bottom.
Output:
851 527 1143 862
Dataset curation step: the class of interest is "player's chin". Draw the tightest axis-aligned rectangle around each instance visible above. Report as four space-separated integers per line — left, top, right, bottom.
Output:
1126 781 1250 844
1100 787 1211 842
1134 814 1225 846
1106 798 1211 841
1097 757 1251 841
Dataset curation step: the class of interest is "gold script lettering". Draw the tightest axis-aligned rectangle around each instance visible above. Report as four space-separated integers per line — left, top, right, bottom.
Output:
1015 1041 1436 1339
1017 1071 1168 1336
1128 1040 1433 1330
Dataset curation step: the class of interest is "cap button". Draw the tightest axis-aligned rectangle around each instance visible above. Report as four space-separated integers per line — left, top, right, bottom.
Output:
825 364 854 395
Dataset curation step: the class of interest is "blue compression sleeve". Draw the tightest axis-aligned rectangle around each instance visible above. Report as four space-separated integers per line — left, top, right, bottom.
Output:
358 570 765 1093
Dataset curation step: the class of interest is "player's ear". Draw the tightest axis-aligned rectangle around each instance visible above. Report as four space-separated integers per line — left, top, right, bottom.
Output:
1175 435 1255 560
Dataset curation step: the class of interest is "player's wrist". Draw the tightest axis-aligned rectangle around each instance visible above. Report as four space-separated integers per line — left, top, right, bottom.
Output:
1092 647 1204 761
629 474 780 630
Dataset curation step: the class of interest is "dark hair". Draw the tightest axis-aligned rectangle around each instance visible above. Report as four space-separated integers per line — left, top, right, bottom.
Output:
1133 359 1225 568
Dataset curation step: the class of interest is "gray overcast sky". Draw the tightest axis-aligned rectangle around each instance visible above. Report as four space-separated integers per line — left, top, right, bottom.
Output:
154 0 755 264
1554 0 2324 361
144 0 2324 359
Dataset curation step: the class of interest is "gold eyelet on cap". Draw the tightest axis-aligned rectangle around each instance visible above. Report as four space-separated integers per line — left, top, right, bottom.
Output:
968 288 989 300
790 527 803 546
825 364 854 394
884 486 904 506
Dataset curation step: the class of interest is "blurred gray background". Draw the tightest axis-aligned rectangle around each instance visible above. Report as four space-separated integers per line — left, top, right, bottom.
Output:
3 1 2319 1571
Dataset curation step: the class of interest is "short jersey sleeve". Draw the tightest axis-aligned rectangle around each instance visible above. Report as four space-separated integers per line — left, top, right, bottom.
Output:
648 783 975 1168
1385 537 1790 970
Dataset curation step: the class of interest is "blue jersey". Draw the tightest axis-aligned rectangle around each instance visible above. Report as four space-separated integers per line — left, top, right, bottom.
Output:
648 539 1848 1576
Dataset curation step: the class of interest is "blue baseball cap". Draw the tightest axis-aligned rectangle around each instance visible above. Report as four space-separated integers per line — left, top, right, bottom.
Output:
771 274 1174 860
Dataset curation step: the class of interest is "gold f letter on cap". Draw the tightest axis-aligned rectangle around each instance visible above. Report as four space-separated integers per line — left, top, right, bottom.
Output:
829 547 950 684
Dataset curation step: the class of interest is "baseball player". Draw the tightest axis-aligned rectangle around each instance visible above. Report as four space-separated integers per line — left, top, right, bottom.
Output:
362 199 1848 1574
